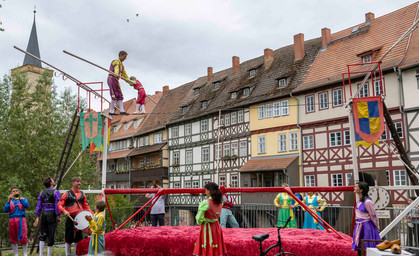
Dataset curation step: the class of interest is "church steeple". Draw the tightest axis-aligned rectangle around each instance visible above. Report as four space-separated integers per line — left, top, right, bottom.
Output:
23 8 42 67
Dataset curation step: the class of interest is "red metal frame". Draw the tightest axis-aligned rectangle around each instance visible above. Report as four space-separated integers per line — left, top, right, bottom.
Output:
103 186 355 239
76 82 109 112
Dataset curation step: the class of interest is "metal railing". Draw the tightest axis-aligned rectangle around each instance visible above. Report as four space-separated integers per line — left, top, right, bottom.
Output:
1 205 418 251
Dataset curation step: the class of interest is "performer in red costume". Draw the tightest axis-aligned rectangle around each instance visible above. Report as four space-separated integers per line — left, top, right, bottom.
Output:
193 182 227 256
129 76 146 114
58 176 93 256
108 51 130 115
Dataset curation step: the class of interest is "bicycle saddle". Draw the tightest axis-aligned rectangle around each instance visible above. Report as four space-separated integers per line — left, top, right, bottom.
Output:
252 233 269 242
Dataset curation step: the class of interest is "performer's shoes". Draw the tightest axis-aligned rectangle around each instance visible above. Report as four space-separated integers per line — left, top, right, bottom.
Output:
376 239 401 251
133 111 141 114
391 244 402 254
120 112 129 115
109 112 118 115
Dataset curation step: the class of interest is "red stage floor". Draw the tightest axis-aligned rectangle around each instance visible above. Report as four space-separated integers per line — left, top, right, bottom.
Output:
77 226 357 256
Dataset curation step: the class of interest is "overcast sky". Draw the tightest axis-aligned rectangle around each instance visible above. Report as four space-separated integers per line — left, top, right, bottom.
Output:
0 0 417 110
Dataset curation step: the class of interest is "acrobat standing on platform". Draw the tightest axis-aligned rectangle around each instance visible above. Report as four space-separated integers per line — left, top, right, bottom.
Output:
108 50 130 115
129 76 146 114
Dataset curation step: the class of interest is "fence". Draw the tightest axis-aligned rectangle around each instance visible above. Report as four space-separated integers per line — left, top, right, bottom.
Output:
1 205 418 251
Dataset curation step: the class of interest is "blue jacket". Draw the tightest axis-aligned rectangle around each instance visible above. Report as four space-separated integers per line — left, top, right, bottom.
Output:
4 198 29 218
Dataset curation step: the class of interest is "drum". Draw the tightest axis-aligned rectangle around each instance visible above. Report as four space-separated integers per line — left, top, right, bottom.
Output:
74 210 93 235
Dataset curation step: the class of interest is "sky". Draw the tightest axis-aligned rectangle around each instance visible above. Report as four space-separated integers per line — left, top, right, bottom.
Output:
0 0 417 110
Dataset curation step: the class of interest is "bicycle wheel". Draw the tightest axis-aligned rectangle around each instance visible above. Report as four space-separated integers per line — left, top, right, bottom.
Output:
274 252 296 256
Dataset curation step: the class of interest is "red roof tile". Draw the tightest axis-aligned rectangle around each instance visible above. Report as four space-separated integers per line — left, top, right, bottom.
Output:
128 143 166 157
97 148 133 161
238 156 298 172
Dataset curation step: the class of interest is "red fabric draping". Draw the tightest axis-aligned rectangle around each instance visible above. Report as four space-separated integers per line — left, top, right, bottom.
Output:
77 226 357 256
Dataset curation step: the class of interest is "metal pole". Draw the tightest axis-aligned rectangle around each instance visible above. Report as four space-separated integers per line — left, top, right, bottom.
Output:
348 103 360 184
63 50 158 104
102 114 110 189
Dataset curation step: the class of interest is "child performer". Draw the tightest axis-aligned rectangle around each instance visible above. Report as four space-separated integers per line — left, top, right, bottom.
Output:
129 76 146 114
85 200 106 255
4 187 29 256
193 182 227 256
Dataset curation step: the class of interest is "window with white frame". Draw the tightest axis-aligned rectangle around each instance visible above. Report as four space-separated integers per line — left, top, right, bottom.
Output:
173 151 180 165
224 144 230 156
202 147 210 162
149 158 155 166
306 95 314 113
225 114 230 126
186 149 193 164
139 137 144 147
238 110 244 123
231 175 239 187
362 55 372 63
258 105 266 119
319 92 328 109
243 87 250 96
231 142 238 156
201 119 208 132
214 81 221 90
360 83 369 98
231 92 237 99
154 132 163 144
185 123 192 136
201 101 208 109
266 104 273 118
231 112 237 125
249 69 256 78
124 121 133 131
219 176 226 186
374 79 383 96
332 174 343 186
139 159 145 168
278 133 287 152
289 132 298 151
278 78 287 87
332 89 343 107
258 136 266 154
394 170 407 186
185 181 191 188
273 102 281 117
215 144 222 160
329 132 342 147
389 122 403 139
192 181 200 188
239 141 247 156
173 182 180 188
194 88 200 96
381 127 387 140
303 135 314 150
345 173 352 186
344 130 351 145
134 118 144 129
182 106 188 114
281 100 289 115
114 124 122 133
171 127 179 138
305 175 315 187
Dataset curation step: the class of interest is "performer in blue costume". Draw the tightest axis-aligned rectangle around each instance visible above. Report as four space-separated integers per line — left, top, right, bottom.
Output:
297 191 327 230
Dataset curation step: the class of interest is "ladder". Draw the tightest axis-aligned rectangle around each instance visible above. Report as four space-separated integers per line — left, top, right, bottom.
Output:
54 108 80 190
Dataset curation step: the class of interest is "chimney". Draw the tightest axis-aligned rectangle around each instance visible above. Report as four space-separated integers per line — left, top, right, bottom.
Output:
207 67 213 82
232 56 240 75
293 33 305 61
321 28 331 49
264 48 274 70
155 91 161 95
163 85 169 95
365 12 375 23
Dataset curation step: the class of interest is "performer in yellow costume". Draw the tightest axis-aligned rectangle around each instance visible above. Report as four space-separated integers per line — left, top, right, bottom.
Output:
274 184 296 228
85 200 106 255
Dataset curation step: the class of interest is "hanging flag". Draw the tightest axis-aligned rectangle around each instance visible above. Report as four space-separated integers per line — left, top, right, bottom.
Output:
355 130 379 148
80 112 103 151
353 96 385 144
90 118 111 154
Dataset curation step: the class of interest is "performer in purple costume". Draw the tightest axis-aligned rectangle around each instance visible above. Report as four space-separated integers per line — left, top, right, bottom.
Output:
108 50 130 115
352 182 380 256
33 177 61 256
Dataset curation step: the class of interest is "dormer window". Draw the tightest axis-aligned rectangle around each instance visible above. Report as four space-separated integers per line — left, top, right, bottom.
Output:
194 88 200 96
201 100 208 109
278 78 287 87
182 106 188 114
231 91 237 99
242 87 250 97
214 81 221 90
362 55 372 63
249 69 257 78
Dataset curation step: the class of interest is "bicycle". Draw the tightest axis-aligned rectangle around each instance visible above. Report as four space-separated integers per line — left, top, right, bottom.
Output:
252 212 296 256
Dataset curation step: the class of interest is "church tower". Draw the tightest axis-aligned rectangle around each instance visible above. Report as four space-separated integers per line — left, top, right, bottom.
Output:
11 9 53 92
